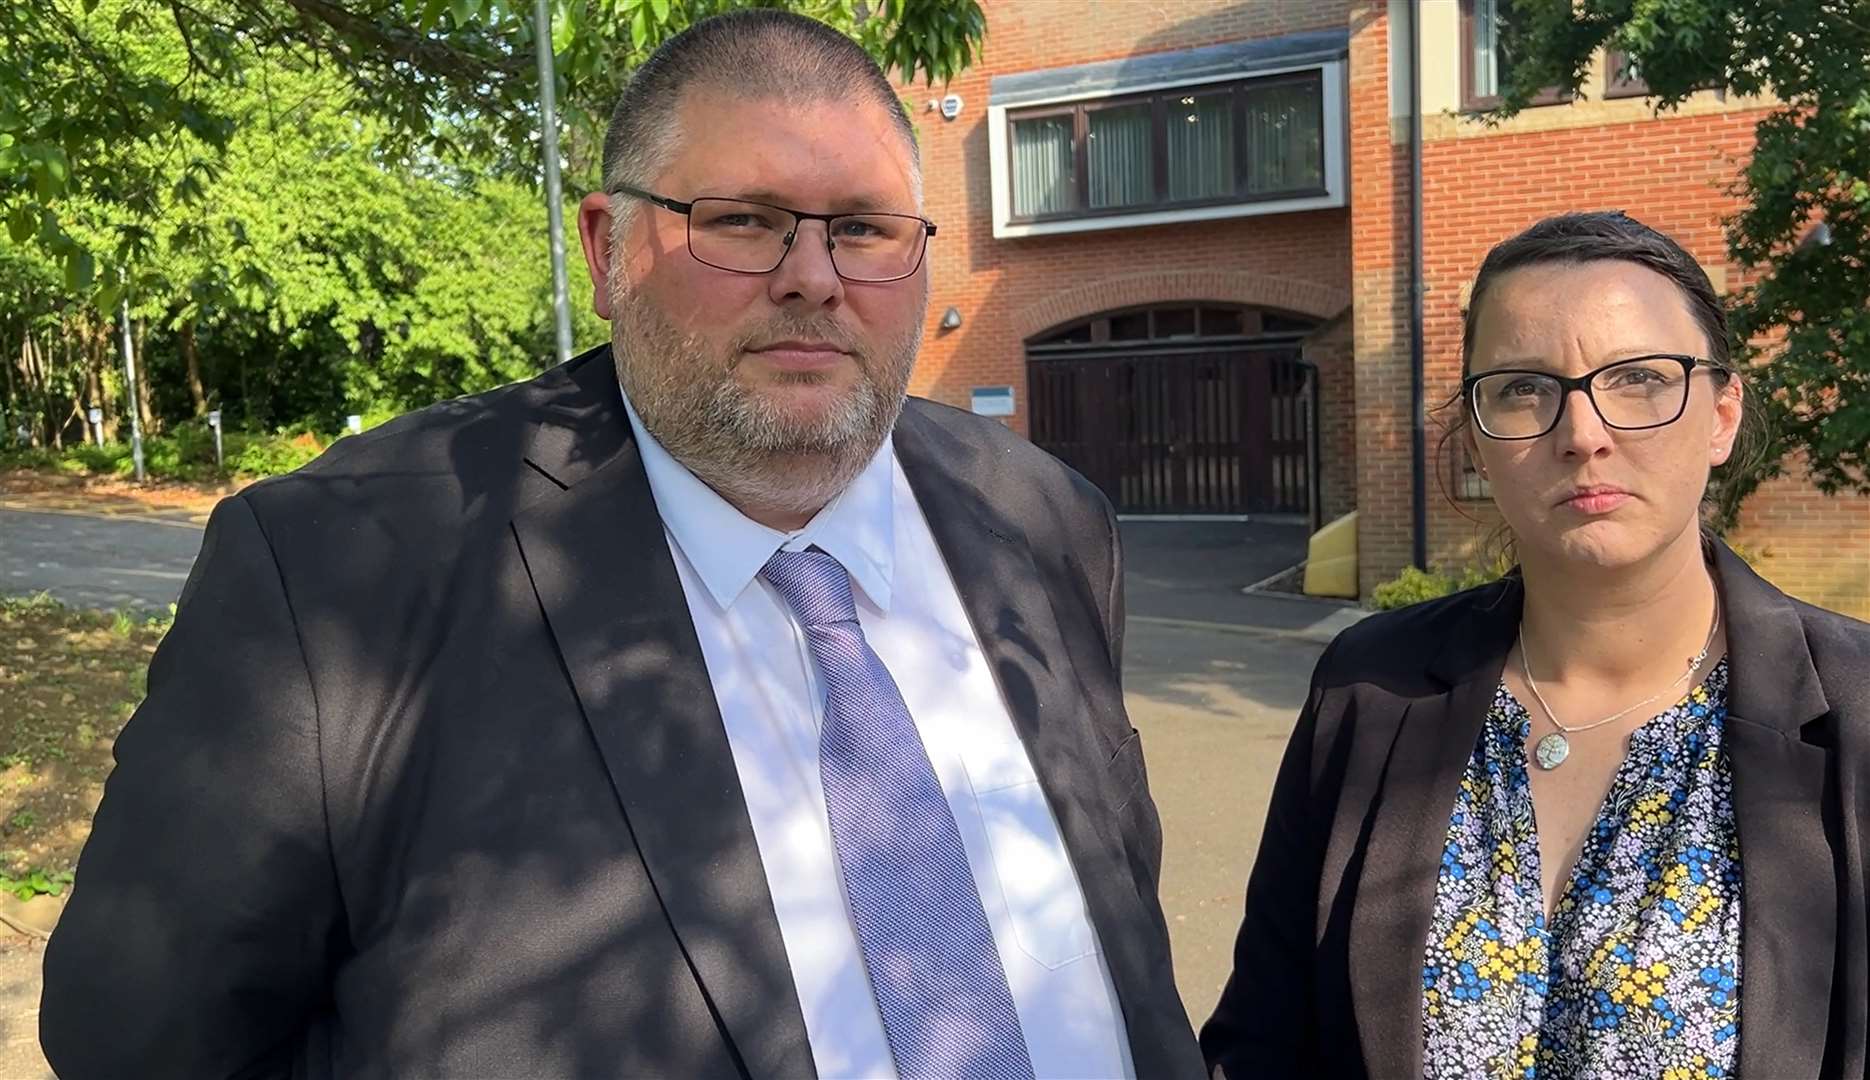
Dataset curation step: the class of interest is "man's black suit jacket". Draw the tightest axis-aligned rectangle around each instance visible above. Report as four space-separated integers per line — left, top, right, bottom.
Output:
41 347 1204 1079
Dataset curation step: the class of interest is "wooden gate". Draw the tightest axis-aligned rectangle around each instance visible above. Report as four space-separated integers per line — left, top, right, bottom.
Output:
1027 341 1315 516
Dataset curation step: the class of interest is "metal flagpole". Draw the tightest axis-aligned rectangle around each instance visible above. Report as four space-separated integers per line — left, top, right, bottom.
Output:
118 298 146 483
534 0 574 365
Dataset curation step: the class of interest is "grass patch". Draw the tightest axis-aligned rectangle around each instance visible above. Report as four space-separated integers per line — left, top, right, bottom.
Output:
0 593 170 880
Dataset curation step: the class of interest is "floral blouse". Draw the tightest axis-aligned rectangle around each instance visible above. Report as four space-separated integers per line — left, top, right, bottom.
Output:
1422 660 1742 1080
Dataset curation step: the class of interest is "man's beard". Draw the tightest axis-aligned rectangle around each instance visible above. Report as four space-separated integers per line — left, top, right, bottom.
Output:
612 285 919 521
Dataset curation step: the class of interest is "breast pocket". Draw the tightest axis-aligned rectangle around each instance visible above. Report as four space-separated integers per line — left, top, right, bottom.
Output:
959 739 1101 970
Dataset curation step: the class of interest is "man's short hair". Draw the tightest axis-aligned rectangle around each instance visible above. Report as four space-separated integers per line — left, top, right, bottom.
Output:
601 10 920 218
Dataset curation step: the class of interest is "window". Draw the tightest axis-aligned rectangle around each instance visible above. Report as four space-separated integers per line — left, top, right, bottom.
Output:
1087 101 1154 209
1030 305 1319 348
1153 307 1197 338
1452 440 1493 501
1168 92 1234 202
1603 49 1650 99
1005 71 1327 225
1602 49 1723 101
1467 0 1507 103
1461 0 1569 111
1244 77 1326 195
1009 113 1075 218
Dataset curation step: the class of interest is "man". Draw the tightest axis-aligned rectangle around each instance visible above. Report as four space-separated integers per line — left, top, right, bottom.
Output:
41 11 1200 1078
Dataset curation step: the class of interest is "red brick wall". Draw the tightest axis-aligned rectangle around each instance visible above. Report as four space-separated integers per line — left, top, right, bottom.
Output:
902 0 1355 438
1728 473 1870 617
1304 312 1358 521
1346 1 1413 586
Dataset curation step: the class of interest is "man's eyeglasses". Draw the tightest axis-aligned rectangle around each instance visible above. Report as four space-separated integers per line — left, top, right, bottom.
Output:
1464 354 1731 440
610 184 936 284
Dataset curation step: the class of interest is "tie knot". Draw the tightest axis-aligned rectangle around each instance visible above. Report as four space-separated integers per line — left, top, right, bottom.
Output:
761 548 859 629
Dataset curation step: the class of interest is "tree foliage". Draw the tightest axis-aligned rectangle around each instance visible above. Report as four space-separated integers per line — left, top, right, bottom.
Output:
1487 0 1870 520
4 0 984 281
1 0 985 453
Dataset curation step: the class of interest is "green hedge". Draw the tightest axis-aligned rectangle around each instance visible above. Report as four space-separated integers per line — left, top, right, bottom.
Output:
1369 564 1506 611
0 425 330 483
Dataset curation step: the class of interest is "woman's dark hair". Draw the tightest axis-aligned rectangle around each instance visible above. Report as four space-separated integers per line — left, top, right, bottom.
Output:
1438 210 1768 546
1460 210 1731 377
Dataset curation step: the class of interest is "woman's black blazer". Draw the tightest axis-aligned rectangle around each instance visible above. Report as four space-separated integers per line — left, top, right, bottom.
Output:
1200 542 1870 1079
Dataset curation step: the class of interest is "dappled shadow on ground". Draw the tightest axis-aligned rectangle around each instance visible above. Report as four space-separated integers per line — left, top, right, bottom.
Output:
0 601 158 883
1119 620 1323 1022
1122 520 1312 628
1124 618 1319 717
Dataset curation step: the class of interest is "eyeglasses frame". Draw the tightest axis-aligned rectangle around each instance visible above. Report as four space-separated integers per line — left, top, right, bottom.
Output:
1462 353 1733 441
608 183 937 284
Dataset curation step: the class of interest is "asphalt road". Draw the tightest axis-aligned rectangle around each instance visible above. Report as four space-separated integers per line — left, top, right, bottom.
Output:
0 508 201 614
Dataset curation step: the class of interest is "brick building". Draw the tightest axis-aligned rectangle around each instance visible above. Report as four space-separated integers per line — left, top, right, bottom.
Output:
899 0 1870 617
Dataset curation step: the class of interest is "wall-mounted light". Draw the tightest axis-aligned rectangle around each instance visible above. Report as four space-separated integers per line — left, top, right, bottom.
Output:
940 306 963 331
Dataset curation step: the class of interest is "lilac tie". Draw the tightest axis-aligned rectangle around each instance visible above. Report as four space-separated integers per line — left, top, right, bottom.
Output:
762 548 1035 1080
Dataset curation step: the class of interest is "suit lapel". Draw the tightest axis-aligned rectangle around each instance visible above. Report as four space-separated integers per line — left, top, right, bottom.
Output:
1713 544 1836 1079
1348 579 1519 1079
511 355 814 1080
893 407 1197 1079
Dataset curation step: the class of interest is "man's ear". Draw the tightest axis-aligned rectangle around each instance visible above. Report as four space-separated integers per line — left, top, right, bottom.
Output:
577 192 618 321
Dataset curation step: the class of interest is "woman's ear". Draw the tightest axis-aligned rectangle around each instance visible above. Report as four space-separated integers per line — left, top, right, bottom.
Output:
1711 375 1744 467
1466 425 1488 477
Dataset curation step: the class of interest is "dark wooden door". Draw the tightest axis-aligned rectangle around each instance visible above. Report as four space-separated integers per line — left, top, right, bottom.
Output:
1028 341 1313 515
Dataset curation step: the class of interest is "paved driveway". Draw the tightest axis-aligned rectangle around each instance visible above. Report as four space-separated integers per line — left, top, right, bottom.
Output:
1124 618 1320 1022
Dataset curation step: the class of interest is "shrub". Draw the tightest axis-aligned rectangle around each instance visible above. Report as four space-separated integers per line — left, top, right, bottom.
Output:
1370 564 1504 611
1 426 330 483
226 431 325 478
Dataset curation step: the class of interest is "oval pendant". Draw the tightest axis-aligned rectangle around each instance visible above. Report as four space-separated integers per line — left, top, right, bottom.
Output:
1534 732 1570 770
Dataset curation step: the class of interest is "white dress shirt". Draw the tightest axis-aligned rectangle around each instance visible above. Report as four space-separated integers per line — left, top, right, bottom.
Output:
621 392 1134 1080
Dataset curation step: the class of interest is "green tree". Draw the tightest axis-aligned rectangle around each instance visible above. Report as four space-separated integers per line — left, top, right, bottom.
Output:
3 0 985 282
3 29 605 444
3 0 984 454
1485 0 1870 523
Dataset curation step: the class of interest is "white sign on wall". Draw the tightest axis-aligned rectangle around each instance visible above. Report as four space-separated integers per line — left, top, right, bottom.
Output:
970 386 1015 418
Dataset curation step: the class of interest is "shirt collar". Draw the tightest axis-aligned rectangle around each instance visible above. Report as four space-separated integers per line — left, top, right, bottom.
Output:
620 386 896 614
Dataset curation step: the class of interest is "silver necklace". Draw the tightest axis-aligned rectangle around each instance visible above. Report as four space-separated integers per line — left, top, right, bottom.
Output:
1521 598 1721 771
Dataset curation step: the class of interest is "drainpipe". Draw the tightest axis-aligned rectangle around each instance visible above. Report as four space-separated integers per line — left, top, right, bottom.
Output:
1406 0 1428 569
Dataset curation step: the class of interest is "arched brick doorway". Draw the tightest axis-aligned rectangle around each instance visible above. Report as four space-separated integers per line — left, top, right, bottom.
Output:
1026 303 1321 517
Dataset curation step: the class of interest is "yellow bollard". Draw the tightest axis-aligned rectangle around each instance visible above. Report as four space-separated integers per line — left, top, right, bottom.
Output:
1302 511 1359 599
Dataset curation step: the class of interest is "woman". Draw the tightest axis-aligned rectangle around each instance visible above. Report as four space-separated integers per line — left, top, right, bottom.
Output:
1200 211 1870 1079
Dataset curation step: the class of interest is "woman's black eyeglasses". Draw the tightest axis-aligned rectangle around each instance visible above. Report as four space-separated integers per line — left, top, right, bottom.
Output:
1464 354 1732 440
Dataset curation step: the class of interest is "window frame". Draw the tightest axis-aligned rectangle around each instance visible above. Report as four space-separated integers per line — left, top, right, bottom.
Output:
1026 303 1321 351
1005 104 1083 220
1003 70 1330 228
1080 92 1164 214
1459 0 1571 112
1450 438 1494 502
1601 48 1651 100
1601 48 1726 102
